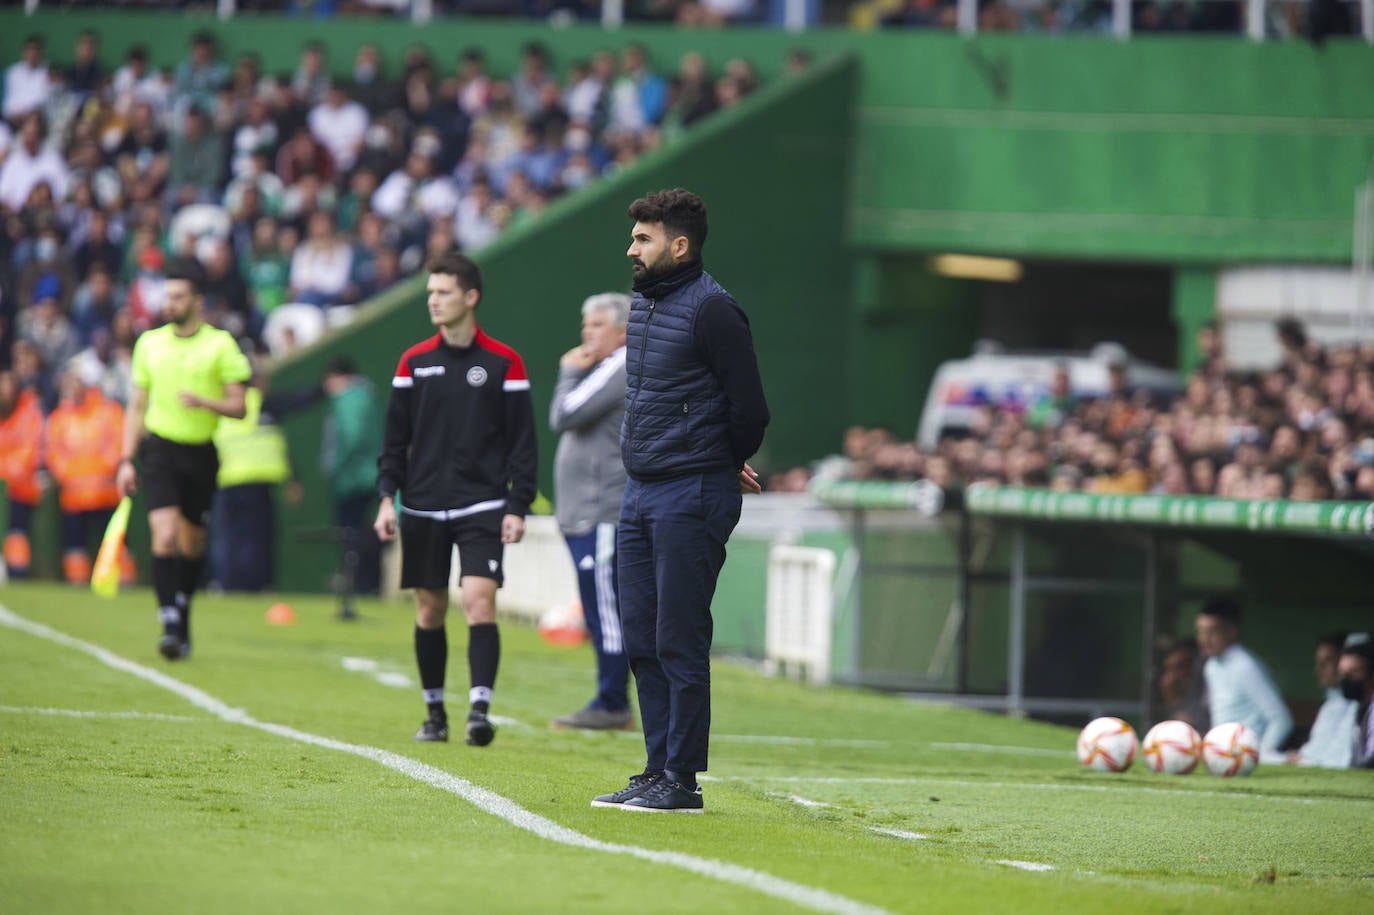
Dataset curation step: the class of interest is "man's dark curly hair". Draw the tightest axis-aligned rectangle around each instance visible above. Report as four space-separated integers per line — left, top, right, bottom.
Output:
627 188 708 258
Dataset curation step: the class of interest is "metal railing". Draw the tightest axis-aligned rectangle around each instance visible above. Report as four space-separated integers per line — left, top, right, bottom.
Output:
17 0 1374 43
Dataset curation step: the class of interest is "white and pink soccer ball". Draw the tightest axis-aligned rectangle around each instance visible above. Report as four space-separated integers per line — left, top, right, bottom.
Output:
1142 720 1202 774
1202 722 1261 777
1077 717 1138 772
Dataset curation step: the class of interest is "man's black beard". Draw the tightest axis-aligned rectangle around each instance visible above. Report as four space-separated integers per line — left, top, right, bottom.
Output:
632 256 676 285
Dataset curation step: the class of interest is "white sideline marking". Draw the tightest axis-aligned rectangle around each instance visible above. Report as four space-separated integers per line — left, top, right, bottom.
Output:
705 775 1332 805
869 828 929 841
784 794 833 809
995 860 1055 872
932 742 1071 759
340 656 413 689
0 704 201 723
0 605 889 915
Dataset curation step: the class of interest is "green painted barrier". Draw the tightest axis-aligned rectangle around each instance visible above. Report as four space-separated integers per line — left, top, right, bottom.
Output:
965 484 1373 537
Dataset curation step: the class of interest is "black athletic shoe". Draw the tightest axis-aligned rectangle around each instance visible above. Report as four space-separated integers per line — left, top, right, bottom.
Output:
414 716 449 742
621 777 704 813
464 710 495 747
590 771 663 809
157 633 188 661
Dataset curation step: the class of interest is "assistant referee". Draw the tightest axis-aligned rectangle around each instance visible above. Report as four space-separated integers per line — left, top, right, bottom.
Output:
116 259 251 661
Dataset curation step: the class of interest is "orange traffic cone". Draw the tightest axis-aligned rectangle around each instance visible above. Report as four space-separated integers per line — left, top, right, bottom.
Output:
266 602 297 626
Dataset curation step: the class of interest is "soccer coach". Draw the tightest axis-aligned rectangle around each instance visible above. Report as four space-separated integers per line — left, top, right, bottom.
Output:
592 188 770 813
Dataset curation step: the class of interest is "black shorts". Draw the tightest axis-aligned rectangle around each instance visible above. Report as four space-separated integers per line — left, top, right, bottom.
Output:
399 507 504 590
139 434 219 526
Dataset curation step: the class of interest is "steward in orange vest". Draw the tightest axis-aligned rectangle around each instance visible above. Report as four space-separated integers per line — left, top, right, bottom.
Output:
0 370 44 579
45 370 135 585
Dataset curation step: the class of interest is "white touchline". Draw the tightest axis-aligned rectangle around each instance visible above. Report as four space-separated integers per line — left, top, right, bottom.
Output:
784 794 833 809
0 704 202 723
868 828 929 841
995 860 1055 872
706 775 1335 805
0 605 889 915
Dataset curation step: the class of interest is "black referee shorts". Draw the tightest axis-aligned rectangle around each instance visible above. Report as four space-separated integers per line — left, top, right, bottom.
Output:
399 507 505 591
139 434 219 527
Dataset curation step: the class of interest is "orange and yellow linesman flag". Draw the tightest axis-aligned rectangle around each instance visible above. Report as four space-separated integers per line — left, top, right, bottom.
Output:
91 497 132 598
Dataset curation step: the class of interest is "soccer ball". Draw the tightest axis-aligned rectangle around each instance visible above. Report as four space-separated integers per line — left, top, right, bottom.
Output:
538 601 588 648
1077 717 1138 772
1141 720 1202 774
1202 722 1260 777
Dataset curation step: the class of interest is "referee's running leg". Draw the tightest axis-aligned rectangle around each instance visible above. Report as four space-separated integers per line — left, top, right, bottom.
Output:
141 436 218 660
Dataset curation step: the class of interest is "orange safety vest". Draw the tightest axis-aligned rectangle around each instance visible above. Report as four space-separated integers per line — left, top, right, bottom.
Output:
44 389 124 513
0 389 43 506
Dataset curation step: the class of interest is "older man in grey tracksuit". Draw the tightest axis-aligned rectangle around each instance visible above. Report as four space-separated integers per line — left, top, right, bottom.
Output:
549 293 634 730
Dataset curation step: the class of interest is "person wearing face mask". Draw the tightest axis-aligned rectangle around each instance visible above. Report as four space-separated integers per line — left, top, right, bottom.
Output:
1286 632 1358 768
1338 633 1374 768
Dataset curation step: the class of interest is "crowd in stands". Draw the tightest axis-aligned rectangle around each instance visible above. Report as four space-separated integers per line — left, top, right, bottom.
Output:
792 320 1374 502
0 28 766 398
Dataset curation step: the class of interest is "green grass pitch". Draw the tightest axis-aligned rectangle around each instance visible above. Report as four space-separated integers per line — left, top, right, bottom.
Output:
1 583 1371 914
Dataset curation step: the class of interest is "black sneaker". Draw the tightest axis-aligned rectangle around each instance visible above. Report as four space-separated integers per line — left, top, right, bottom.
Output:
621 777 703 813
414 716 449 742
157 633 188 661
465 710 496 747
590 771 663 809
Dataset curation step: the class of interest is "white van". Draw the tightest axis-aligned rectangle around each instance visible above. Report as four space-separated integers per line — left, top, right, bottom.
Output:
915 342 1180 448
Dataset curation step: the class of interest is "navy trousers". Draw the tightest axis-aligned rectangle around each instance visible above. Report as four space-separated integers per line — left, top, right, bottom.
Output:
618 470 742 775
209 484 275 592
564 523 630 712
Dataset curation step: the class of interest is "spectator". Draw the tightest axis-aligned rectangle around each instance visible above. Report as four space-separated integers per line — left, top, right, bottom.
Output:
166 108 225 204
113 101 170 202
513 42 553 119
309 82 369 173
172 31 230 119
275 124 336 187
243 218 292 315
203 240 257 340
70 265 125 344
292 41 331 108
1 367 43 579
351 44 400 116
0 114 71 214
18 225 77 312
609 44 668 133
4 35 52 124
110 45 164 113
65 30 103 104
1154 637 1209 731
320 356 383 596
371 150 458 224
1339 633 1374 768
18 297 79 378
70 325 133 406
457 48 493 118
1195 597 1293 756
72 209 122 281
44 367 126 585
289 210 353 308
1286 631 1358 768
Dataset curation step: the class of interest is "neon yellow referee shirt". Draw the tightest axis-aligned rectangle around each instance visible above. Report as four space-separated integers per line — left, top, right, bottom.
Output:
131 323 252 445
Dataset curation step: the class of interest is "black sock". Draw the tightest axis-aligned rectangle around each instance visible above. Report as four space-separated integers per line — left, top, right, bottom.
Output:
468 623 499 713
415 625 447 718
175 556 203 642
153 556 179 635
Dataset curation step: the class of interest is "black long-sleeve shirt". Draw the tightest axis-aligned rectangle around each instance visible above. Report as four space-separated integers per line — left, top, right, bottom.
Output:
695 294 770 468
378 328 537 517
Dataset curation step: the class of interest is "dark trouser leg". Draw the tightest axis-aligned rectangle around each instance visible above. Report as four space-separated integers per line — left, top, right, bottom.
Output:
215 484 275 592
335 493 381 596
566 524 630 712
618 479 666 771
644 472 742 777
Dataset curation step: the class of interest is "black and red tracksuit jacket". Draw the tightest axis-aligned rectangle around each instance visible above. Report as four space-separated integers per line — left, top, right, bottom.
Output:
377 327 538 518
